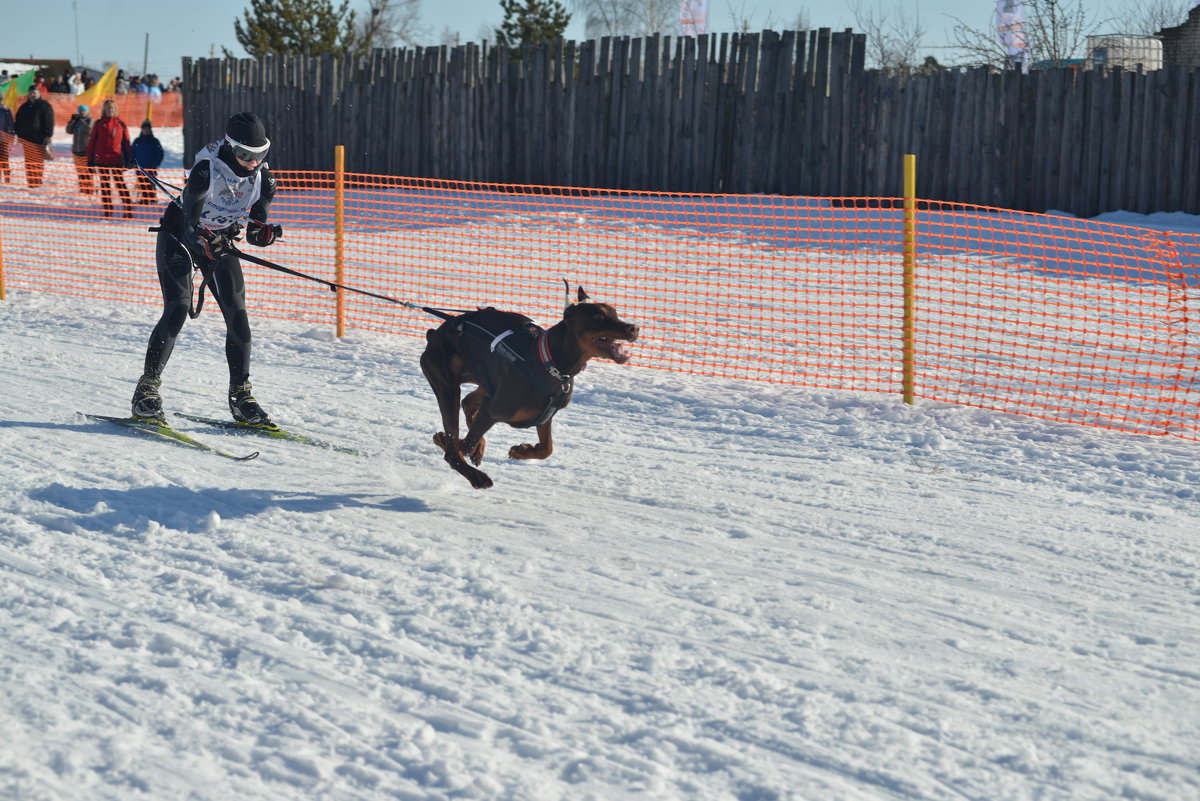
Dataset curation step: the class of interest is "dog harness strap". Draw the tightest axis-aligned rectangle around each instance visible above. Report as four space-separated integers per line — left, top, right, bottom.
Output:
531 330 573 426
489 330 515 352
458 314 573 427
535 331 555 373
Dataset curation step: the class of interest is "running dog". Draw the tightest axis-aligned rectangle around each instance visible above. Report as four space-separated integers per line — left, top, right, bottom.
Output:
420 287 639 489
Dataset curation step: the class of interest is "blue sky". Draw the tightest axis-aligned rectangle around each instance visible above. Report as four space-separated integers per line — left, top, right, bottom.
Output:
0 1 1146 78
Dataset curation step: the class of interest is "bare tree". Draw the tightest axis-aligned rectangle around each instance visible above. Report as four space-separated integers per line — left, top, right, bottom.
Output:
637 0 676 35
726 0 770 33
850 0 925 72
1118 0 1192 35
355 0 428 50
723 1 809 34
949 0 1108 69
574 0 807 39
572 0 676 39
574 0 622 38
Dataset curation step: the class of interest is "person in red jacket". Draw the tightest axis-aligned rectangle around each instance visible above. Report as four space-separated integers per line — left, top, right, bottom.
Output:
86 99 134 218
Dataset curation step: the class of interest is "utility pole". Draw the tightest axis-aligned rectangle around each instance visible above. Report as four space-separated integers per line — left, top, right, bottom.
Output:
73 2 81 66
143 33 149 75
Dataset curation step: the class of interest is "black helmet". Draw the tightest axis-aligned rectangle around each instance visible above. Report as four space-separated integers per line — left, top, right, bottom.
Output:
224 112 270 161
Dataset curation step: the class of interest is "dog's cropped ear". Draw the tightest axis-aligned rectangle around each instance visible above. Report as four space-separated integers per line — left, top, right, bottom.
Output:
563 282 592 311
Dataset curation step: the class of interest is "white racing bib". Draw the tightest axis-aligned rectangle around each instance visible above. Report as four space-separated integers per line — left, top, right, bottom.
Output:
191 140 267 231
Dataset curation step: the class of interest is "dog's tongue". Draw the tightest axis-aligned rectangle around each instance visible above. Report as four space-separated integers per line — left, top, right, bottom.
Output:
605 340 631 362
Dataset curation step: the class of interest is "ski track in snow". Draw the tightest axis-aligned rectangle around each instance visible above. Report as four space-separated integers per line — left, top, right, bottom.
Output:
0 287 1197 801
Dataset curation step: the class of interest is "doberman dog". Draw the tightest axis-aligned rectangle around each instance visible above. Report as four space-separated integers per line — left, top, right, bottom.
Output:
420 287 640 489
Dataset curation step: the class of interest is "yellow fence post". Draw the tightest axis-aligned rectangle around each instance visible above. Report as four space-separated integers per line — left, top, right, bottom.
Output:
145 100 152 125
334 145 345 338
902 154 917 404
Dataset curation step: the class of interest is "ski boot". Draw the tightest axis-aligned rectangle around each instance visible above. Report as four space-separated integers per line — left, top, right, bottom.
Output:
131 375 165 422
229 380 274 428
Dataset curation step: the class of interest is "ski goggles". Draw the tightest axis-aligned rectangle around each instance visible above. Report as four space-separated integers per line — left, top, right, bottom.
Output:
226 136 270 162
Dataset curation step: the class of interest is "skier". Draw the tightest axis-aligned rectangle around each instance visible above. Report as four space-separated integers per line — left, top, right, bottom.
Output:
131 111 284 427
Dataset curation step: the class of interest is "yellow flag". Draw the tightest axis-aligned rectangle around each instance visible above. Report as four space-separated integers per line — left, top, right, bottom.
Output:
77 64 119 108
3 69 35 116
2 80 17 116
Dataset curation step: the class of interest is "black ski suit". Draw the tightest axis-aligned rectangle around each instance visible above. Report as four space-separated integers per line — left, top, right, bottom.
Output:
142 146 277 384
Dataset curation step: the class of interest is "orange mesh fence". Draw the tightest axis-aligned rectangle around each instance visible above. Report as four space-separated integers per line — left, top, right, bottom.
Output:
2 159 1198 441
43 92 183 127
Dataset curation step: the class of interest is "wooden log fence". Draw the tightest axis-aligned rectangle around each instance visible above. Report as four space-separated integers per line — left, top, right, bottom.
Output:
182 29 1199 216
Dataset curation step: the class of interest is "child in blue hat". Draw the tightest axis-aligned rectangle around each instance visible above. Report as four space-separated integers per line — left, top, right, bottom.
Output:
131 119 164 204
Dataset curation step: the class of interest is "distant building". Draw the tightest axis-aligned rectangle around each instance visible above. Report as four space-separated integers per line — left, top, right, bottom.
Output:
1085 36 1163 71
1030 58 1086 71
1158 6 1200 67
0 58 75 78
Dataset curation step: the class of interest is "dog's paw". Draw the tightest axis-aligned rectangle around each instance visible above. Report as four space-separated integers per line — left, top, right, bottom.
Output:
467 438 486 465
432 432 452 454
453 462 493 488
509 443 551 460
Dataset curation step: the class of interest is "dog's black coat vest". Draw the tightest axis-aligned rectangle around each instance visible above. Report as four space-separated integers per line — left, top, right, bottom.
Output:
451 308 573 428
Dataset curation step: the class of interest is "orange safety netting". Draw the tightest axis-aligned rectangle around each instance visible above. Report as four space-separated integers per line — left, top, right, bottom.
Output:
2 160 1198 442
43 92 183 127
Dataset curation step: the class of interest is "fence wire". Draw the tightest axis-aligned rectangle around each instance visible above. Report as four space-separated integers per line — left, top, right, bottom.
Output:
2 162 1198 441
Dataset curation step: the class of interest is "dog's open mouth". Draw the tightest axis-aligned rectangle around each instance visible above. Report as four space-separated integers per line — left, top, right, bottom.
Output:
593 335 633 363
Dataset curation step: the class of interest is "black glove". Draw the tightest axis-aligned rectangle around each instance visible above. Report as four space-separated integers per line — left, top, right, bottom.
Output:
194 229 231 261
125 157 136 169
246 219 282 247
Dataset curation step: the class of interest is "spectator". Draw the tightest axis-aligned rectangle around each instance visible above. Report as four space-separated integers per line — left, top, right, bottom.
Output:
51 70 72 93
116 69 129 95
14 85 55 187
67 104 95 194
69 71 85 95
167 76 183 93
0 102 14 183
131 120 163 204
0 70 9 84
147 75 162 102
87 99 134 218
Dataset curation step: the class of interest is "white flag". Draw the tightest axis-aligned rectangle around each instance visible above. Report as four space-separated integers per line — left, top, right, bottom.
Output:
681 0 708 37
995 0 1028 71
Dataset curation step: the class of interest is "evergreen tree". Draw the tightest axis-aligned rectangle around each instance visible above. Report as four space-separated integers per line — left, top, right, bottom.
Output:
494 0 570 50
234 0 359 58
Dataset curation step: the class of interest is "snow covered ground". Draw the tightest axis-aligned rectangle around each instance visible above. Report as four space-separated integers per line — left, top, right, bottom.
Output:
0 130 1197 801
